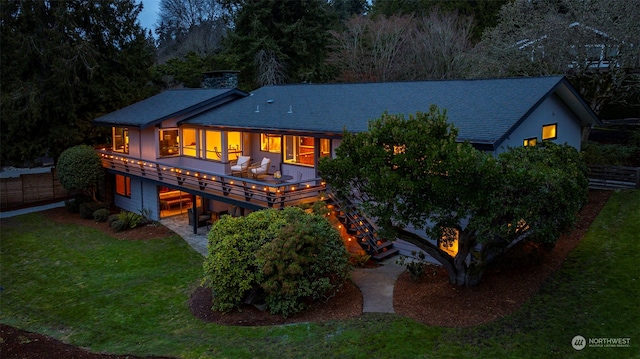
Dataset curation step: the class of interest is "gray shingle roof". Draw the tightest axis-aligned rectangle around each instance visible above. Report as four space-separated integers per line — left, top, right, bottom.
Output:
186 76 599 145
93 88 247 128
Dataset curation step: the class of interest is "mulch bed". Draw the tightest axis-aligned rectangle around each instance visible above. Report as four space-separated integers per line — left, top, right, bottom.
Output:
0 190 612 357
394 190 612 327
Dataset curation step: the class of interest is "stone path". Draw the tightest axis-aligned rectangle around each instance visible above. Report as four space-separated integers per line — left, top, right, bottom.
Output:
160 216 406 313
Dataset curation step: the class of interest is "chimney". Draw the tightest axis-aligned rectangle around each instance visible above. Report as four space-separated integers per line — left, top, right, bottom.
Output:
202 70 240 89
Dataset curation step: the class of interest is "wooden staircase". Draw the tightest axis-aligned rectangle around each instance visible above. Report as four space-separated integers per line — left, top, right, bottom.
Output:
326 191 399 262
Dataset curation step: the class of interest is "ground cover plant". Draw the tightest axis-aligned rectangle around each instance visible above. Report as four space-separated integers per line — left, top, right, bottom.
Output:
0 190 637 358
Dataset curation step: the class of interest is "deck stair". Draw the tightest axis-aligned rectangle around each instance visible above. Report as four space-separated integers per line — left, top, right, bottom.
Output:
326 191 398 261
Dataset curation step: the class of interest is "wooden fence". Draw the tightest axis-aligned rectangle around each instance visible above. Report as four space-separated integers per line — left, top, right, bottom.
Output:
588 165 640 190
0 168 71 210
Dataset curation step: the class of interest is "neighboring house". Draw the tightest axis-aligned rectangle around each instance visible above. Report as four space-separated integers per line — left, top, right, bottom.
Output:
93 76 600 259
517 22 636 70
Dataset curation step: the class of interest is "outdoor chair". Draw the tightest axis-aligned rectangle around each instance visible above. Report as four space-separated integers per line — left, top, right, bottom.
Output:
250 157 271 179
188 207 211 228
230 155 251 177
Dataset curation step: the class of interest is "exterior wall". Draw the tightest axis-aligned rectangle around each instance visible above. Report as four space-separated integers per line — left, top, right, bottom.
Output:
128 128 142 158
495 94 583 155
248 132 281 174
113 177 143 215
113 177 162 221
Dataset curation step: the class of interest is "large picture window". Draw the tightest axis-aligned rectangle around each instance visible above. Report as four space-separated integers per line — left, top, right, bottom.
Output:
284 136 330 166
115 174 131 197
261 133 282 153
227 131 242 161
113 127 129 153
159 129 179 156
542 124 557 140
204 130 223 160
182 128 197 157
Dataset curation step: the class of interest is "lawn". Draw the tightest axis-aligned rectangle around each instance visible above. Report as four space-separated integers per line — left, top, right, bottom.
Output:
1 190 638 358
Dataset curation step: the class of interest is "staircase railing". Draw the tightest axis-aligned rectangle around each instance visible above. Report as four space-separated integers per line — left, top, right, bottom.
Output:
325 189 398 261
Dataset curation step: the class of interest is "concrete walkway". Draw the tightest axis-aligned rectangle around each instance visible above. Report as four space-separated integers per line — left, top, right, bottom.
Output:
0 201 65 219
159 215 407 314
351 259 406 313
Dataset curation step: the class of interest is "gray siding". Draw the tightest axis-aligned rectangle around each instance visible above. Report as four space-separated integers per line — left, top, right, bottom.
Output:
496 94 583 154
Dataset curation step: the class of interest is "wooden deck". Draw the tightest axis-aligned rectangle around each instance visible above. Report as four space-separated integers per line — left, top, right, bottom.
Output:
97 150 326 210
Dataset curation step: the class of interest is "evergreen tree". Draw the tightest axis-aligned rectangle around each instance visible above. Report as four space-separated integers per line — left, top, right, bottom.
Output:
0 0 156 165
221 0 336 87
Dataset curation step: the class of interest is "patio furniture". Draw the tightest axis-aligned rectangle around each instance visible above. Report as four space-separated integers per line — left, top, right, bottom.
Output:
230 155 251 177
250 157 271 179
188 207 211 228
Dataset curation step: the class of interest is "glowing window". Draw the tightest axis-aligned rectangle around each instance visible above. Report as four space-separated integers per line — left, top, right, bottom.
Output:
115 174 131 197
320 138 330 158
542 124 557 140
261 133 282 153
204 130 223 160
182 128 197 157
284 136 315 167
227 132 242 161
113 127 129 154
439 227 459 257
523 137 537 147
159 129 179 156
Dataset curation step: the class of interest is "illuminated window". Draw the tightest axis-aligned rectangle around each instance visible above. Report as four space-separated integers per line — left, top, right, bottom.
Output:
438 227 459 257
181 128 197 157
320 138 331 158
523 137 537 147
227 131 242 161
261 133 282 153
159 129 179 156
115 174 131 197
113 127 129 153
542 124 557 140
204 130 223 160
284 136 315 167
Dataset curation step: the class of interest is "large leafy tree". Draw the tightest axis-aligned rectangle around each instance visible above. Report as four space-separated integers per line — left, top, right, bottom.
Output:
473 0 640 117
319 107 588 286
0 0 156 165
221 0 336 87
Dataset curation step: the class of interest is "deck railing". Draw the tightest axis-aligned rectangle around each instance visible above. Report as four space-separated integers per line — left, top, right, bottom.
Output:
97 149 326 209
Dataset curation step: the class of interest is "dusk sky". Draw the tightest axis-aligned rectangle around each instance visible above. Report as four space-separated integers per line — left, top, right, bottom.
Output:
137 0 160 33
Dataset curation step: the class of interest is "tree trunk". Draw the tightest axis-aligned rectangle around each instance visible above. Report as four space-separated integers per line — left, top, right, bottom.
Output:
397 228 486 287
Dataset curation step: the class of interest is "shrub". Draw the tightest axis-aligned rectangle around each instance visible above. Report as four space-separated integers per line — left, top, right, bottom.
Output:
203 211 284 313
203 207 350 317
110 219 129 232
79 202 108 219
57 145 104 201
581 141 639 166
108 211 147 232
349 252 372 267
93 208 111 222
397 251 428 281
64 194 91 213
107 214 120 226
117 211 147 229
257 207 350 317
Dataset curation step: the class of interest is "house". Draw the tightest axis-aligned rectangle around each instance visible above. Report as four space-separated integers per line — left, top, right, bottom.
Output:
93 76 600 259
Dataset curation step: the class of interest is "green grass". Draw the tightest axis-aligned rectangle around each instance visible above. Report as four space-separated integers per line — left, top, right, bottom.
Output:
1 190 639 358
